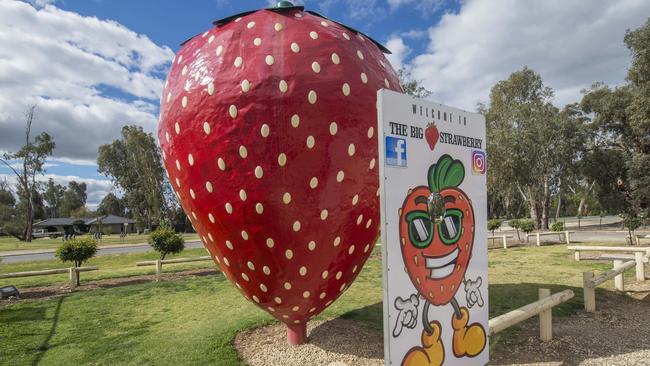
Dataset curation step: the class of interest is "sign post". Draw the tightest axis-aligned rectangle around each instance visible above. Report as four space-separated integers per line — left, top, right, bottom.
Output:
378 89 489 365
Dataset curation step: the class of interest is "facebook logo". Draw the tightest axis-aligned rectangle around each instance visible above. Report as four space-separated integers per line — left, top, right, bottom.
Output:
385 136 407 167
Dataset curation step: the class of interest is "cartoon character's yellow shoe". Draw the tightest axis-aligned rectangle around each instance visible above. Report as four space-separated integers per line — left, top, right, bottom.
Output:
401 321 445 366
451 307 486 358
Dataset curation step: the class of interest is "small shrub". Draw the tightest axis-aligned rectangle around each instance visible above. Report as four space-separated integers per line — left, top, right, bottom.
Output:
149 226 185 260
621 213 643 244
551 222 565 232
509 219 522 240
55 238 98 268
487 219 502 233
520 220 535 242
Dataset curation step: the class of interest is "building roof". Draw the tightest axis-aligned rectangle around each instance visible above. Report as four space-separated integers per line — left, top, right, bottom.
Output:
34 215 134 227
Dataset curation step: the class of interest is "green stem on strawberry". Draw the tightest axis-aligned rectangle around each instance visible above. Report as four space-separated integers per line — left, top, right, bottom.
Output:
427 154 465 193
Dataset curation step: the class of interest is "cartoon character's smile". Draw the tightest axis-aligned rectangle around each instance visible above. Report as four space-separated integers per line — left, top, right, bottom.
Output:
424 248 459 280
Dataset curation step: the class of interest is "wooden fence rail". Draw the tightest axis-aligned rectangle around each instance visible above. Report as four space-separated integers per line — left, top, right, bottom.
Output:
583 260 636 312
136 256 213 280
489 288 574 341
0 266 99 290
568 245 648 282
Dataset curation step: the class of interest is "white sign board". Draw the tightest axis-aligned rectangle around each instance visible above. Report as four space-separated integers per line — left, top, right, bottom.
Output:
378 89 489 366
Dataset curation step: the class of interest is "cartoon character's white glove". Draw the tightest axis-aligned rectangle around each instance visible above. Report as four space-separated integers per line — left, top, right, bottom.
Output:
393 294 419 337
464 277 484 308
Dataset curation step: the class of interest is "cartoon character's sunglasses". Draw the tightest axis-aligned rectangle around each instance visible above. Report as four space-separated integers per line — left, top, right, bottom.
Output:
405 209 463 248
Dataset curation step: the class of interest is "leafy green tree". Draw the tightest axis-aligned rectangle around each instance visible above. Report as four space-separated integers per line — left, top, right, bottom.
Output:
148 226 184 260
520 220 535 242
60 181 87 217
98 126 167 231
43 178 65 218
398 69 432 98
96 193 126 217
55 238 97 285
551 221 564 232
485 67 586 229
0 106 55 241
509 218 522 241
622 213 643 245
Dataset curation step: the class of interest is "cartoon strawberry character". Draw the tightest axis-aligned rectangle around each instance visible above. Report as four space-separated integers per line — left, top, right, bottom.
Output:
158 2 401 344
424 122 439 151
396 154 486 365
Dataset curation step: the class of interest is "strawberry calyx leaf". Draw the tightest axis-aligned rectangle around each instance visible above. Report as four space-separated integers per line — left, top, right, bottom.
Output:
427 154 465 192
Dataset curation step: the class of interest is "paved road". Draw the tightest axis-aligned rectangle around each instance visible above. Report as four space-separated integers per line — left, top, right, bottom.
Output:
0 240 205 264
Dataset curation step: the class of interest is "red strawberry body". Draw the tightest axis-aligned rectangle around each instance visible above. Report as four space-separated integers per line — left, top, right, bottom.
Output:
425 123 439 150
158 4 401 333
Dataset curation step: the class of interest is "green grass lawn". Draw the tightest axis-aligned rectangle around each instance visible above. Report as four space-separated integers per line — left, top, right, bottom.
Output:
0 233 200 253
0 244 637 365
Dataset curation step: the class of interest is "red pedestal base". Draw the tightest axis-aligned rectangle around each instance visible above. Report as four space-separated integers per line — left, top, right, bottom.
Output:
287 322 307 345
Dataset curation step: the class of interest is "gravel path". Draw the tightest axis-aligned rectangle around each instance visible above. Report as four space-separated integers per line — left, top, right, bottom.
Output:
236 286 650 366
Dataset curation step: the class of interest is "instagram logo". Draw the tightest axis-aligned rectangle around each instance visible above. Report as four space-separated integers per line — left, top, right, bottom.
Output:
472 150 487 175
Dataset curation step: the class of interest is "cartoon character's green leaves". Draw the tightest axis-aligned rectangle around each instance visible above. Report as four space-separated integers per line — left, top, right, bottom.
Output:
427 154 465 192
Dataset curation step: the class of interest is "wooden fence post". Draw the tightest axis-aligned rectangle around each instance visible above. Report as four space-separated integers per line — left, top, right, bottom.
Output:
538 288 552 341
613 260 624 291
69 267 78 290
583 272 595 312
536 233 541 246
155 259 162 281
565 231 570 245
574 251 581 261
635 252 645 282
502 235 508 249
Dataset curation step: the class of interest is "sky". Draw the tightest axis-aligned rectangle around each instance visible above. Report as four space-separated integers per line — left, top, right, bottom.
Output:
0 0 648 208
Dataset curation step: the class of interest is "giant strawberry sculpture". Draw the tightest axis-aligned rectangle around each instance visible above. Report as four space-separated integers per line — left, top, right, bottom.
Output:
158 1 401 344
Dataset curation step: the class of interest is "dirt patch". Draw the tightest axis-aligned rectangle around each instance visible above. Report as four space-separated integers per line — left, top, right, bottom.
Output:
234 319 384 366
0 268 219 305
490 285 650 366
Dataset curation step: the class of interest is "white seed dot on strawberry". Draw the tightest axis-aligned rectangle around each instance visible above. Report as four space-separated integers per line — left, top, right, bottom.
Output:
192 211 197 220
208 34 215 43
252 295 259 303
370 158 376 170
348 144 355 156
311 61 320 73
321 270 329 279
309 31 318 39
283 192 292 204
340 283 346 292
226 240 234 250
291 114 300 128
188 154 194 166
254 166 263 179
361 73 368 84
217 157 226 171
385 79 390 88
175 160 181 171
336 271 342 280
306 136 315 149
331 53 340 64
182 65 188 76
266 238 275 248
274 297 282 304
291 42 300 53
260 284 268 292
223 257 230 266
265 55 274 65
208 233 214 242
352 194 359 205
299 266 307 276
166 92 172 103
247 261 255 270
308 240 316 250
285 249 293 259
209 213 215 223
342 83 350 96
367 126 374 138
239 145 247 158
255 202 264 214
260 123 270 137
293 221 301 232
303 291 310 298
177 55 183 64
239 189 247 201
242 273 250 282
206 181 213 193
349 245 355 254
357 50 364 60
320 21 328 27
216 45 223 56
329 122 338 135
174 122 181 134
253 37 262 46
225 202 233 213
229 105 238 118
334 236 341 246
274 23 283 32
320 209 328 220
356 214 363 225
294 12 302 18
203 121 211 134
279 80 288 93
190 189 196 200
263 266 271 275
247 21 255 29
241 230 249 240
309 177 318 189
234 57 243 68
319 292 326 299
364 243 370 252
284 282 292 290
366 219 372 229
336 170 345 182
308 90 317 104
241 80 251 92
278 153 287 166
175 178 181 187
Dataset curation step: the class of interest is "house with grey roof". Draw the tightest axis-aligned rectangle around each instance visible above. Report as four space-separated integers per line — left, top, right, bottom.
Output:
34 215 136 235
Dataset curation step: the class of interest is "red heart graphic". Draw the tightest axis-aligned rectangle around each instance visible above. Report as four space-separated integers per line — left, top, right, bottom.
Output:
425 122 439 150
158 5 402 342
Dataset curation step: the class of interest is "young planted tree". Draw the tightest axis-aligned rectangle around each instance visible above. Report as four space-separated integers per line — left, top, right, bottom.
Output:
487 219 502 246
0 106 55 241
148 226 185 260
509 219 522 241
520 220 535 243
55 238 98 285
622 213 643 245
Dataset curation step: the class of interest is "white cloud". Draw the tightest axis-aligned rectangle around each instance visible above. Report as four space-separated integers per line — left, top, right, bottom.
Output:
386 36 410 71
0 173 114 209
0 1 174 164
387 0 445 17
408 0 650 110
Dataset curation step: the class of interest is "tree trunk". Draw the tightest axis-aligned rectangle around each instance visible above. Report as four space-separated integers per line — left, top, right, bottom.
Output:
527 187 541 229
555 178 562 220
541 179 550 230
